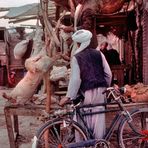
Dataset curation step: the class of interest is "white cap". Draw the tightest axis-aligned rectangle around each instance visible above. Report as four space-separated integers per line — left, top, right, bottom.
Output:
72 29 92 43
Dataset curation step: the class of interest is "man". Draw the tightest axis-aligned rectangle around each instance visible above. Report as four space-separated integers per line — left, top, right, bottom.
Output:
100 41 110 64
62 0 98 49
59 29 112 139
74 3 98 48
107 44 121 65
100 41 121 66
59 29 78 63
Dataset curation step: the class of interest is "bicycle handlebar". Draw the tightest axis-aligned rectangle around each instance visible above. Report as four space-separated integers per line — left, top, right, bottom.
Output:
41 87 128 119
103 86 126 95
102 87 132 114
41 87 130 120
102 86 130 111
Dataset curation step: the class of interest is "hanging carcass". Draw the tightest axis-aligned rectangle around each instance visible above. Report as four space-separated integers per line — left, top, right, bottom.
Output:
2 26 57 104
52 0 127 15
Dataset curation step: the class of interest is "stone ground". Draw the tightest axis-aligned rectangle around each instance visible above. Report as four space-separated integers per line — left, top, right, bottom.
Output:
0 87 42 148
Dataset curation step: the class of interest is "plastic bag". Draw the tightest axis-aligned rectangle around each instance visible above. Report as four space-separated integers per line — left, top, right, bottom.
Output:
50 66 68 81
14 39 29 59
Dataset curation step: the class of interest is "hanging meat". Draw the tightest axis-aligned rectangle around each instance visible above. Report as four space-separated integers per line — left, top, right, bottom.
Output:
52 0 127 14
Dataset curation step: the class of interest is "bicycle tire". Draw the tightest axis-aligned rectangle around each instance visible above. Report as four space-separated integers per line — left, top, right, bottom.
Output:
34 118 88 148
118 108 148 148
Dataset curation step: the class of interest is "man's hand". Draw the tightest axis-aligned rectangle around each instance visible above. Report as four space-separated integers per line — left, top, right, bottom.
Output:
59 97 70 107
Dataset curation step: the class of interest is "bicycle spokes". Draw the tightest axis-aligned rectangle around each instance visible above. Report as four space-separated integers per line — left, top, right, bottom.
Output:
119 109 148 148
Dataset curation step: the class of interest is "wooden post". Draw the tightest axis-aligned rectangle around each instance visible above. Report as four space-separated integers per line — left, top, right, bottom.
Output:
68 0 76 17
4 108 16 148
13 115 19 135
40 1 52 147
4 104 45 148
41 0 60 47
40 0 64 146
43 72 50 148
44 71 51 112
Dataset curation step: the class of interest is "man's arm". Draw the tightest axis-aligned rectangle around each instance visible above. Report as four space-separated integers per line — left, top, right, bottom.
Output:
59 57 81 106
66 57 81 99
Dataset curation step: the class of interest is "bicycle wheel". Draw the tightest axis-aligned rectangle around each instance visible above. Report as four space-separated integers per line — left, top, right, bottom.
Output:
119 108 148 148
34 118 88 148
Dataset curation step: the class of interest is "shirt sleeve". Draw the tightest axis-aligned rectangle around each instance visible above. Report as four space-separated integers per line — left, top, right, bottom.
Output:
101 52 112 86
66 57 81 100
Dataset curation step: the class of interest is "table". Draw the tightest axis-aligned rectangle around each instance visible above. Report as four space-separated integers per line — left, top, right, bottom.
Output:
4 104 45 148
4 102 148 148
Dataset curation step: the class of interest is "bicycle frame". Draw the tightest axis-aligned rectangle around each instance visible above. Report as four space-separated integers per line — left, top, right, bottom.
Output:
67 101 138 148
33 87 148 148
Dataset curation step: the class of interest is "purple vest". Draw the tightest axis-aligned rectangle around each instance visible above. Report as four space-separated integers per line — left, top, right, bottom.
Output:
75 48 108 92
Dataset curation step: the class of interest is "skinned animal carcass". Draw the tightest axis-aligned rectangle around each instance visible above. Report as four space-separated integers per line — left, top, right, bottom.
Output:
124 83 148 102
13 39 30 59
25 54 52 73
3 55 54 104
52 0 127 14
97 0 126 14
2 24 56 104
3 71 43 104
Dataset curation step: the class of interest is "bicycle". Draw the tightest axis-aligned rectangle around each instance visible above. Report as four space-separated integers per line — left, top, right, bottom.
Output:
32 87 148 148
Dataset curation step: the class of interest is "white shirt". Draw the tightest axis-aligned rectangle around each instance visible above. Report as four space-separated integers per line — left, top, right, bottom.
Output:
66 51 112 100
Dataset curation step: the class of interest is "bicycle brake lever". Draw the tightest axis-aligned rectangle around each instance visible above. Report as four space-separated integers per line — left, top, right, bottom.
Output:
102 87 115 94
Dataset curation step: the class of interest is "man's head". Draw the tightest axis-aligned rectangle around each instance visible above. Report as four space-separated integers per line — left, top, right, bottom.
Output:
100 41 108 51
72 29 92 43
61 14 74 26
72 29 92 54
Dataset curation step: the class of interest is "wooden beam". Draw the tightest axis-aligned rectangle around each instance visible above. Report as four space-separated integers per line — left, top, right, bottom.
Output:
95 13 127 26
4 108 16 148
